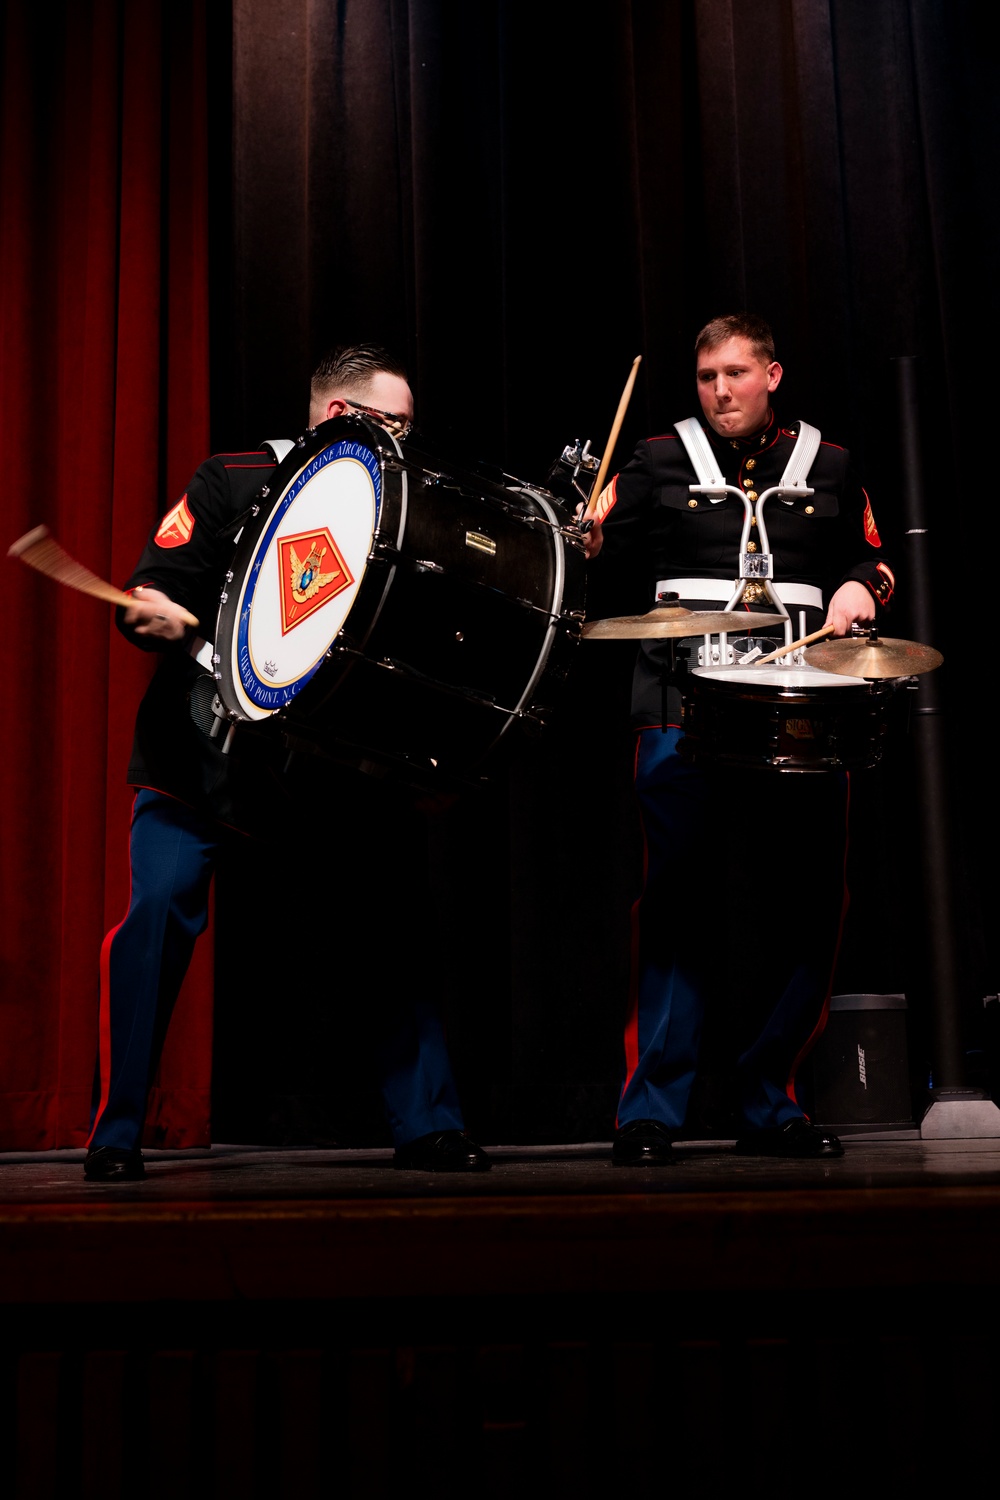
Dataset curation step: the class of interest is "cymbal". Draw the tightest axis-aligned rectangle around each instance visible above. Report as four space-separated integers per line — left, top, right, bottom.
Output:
803 635 943 678
582 605 787 640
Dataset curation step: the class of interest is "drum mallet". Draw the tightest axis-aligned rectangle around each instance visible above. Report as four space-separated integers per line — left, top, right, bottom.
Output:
8 525 199 626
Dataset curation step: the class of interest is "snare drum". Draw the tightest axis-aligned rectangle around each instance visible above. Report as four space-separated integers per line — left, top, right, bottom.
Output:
212 417 585 786
678 663 899 772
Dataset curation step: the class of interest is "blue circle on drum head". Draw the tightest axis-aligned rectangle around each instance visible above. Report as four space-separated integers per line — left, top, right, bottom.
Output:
235 438 382 711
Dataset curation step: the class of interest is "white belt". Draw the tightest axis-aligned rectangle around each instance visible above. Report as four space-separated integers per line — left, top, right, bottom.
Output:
656 577 823 610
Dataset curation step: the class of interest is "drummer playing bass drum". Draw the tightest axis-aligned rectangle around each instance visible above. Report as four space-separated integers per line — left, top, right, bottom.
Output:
85 344 492 1181
582 313 895 1164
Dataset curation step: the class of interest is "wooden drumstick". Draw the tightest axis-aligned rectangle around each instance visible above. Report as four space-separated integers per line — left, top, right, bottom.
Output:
584 355 642 517
7 525 199 627
754 622 834 665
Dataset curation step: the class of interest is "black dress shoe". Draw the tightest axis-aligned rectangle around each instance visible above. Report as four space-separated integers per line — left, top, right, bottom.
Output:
732 1118 845 1159
392 1130 492 1172
612 1118 675 1166
84 1146 146 1181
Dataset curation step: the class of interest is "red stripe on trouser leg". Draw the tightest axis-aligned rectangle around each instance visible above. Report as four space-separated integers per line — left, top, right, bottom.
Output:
88 793 139 1147
616 731 649 1129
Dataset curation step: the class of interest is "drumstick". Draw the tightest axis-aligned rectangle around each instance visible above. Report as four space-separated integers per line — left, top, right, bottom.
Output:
754 623 834 665
584 355 642 516
7 525 199 627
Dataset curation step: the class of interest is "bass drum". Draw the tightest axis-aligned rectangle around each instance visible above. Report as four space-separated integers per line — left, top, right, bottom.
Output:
212 416 586 787
678 663 901 772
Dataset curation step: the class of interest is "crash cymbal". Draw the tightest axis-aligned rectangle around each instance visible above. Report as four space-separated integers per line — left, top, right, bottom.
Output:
803 635 943 678
582 605 787 640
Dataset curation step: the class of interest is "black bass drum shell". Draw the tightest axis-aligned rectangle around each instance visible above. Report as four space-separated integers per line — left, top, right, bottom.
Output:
213 416 585 787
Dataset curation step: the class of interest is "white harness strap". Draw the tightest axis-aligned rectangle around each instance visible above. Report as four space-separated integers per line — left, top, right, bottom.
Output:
262 438 295 463
779 420 821 491
673 417 725 492
670 418 824 620
673 417 821 492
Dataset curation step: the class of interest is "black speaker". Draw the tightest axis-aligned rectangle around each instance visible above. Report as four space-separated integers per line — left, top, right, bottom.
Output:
805 994 914 1132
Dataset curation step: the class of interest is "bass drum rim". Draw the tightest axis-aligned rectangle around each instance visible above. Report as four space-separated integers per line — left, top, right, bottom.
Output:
212 415 404 726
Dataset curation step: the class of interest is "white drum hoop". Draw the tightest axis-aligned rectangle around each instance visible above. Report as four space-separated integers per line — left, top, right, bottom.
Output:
220 432 397 723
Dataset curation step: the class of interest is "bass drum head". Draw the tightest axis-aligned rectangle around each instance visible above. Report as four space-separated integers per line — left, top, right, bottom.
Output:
216 429 391 723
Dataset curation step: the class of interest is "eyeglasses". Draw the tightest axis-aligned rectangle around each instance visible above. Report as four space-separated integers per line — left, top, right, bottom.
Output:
344 400 413 441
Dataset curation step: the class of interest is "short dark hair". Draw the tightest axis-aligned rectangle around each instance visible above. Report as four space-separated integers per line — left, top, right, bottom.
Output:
309 342 409 408
694 314 775 363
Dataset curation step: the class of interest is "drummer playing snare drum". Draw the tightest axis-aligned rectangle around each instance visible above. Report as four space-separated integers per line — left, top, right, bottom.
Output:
582 313 895 1164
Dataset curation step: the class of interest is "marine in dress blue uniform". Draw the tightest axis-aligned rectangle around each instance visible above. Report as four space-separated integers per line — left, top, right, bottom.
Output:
85 346 490 1179
583 315 894 1164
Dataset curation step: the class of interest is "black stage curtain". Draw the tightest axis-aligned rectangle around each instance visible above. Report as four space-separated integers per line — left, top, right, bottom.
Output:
207 0 1000 1143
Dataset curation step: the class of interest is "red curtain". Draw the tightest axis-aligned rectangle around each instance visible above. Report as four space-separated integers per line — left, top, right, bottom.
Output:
0 1 214 1148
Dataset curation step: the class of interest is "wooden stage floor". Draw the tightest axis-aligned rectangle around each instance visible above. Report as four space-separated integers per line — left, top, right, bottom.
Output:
4 1137 1000 1495
3 1134 1000 1302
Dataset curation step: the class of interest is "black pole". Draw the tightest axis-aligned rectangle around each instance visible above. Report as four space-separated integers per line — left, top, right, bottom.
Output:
894 356 968 1095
